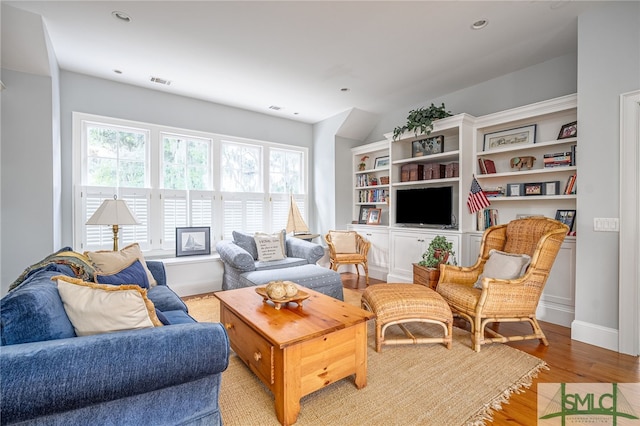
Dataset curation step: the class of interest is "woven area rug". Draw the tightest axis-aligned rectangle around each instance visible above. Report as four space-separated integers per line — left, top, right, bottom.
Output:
184 289 547 426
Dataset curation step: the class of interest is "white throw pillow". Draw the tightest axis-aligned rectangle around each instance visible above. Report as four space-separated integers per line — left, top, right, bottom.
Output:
54 275 162 336
330 231 357 253
254 233 285 262
85 242 157 287
473 249 532 289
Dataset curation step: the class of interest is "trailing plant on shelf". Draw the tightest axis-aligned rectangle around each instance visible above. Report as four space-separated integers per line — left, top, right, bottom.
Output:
418 235 456 269
393 103 453 141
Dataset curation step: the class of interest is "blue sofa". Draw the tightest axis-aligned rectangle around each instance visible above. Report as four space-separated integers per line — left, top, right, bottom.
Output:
0 257 230 425
216 231 344 300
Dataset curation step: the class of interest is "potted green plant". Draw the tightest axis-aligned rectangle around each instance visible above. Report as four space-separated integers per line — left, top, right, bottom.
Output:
413 235 456 289
393 103 452 141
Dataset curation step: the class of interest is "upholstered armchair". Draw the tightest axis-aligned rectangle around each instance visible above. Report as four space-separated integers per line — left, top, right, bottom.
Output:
325 230 371 285
436 217 569 352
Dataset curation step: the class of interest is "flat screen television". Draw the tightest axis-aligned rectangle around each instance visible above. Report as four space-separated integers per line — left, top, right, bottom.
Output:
395 186 453 227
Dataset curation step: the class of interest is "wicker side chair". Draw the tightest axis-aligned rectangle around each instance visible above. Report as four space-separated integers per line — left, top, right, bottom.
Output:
436 217 569 352
325 230 371 285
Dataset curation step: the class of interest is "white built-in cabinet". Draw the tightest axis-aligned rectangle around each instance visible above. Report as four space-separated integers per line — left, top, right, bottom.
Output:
348 94 578 326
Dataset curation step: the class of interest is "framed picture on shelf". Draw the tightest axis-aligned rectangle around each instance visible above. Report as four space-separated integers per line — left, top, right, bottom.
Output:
558 121 577 139
358 205 375 224
507 183 523 197
524 182 543 196
555 209 576 231
176 227 211 257
374 156 390 168
483 124 537 151
412 135 444 157
367 208 382 225
543 181 560 195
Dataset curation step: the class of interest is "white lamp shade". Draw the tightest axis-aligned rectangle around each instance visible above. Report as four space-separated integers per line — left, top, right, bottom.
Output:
86 198 140 226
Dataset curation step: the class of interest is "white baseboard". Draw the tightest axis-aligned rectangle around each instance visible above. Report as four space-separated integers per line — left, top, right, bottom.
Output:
386 272 412 283
571 319 619 352
536 301 574 327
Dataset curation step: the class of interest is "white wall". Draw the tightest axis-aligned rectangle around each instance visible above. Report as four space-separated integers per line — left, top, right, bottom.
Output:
571 1 640 351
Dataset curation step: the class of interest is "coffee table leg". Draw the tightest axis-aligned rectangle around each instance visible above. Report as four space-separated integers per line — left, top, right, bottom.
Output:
274 346 301 425
354 322 368 389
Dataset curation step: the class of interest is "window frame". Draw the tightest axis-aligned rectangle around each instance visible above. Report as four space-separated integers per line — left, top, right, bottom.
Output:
72 112 309 256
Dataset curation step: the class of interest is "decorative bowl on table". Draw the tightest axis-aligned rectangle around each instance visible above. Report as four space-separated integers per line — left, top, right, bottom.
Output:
255 281 309 310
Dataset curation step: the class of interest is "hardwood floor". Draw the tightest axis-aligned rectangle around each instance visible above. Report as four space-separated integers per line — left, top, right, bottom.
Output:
340 272 640 425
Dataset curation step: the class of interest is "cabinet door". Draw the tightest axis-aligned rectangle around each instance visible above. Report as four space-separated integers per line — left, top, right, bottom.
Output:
389 232 428 279
362 229 389 268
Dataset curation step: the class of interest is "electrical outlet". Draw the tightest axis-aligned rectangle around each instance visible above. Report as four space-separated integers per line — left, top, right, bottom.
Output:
593 218 620 232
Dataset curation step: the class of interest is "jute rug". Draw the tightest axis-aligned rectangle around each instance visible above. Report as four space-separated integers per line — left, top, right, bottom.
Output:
184 289 546 425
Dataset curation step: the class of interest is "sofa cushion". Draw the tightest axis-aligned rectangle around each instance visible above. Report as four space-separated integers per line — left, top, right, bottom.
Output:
9 247 95 292
54 276 163 336
85 243 157 287
255 256 308 271
329 231 357 253
232 231 259 260
1 268 76 345
147 285 189 312
94 259 150 289
473 249 532 288
160 310 197 325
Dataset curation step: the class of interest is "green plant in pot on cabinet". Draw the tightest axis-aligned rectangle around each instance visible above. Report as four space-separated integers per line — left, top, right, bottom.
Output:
392 103 452 141
413 236 456 290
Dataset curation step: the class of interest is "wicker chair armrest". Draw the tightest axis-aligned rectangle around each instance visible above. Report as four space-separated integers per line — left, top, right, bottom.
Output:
357 238 371 256
325 239 338 257
438 264 481 287
479 274 545 314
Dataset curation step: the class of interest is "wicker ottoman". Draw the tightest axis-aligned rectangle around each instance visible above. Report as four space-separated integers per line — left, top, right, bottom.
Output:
361 283 453 352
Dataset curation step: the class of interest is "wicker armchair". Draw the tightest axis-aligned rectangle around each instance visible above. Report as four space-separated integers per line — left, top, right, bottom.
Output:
325 231 371 285
436 217 569 352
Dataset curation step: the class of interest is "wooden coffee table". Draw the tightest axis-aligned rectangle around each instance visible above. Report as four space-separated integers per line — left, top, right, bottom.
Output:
215 284 374 425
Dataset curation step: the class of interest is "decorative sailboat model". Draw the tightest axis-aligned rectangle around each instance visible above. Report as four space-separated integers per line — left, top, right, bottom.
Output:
286 195 310 236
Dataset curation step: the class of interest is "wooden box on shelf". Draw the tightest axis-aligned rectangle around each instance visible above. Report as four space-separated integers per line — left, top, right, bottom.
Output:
413 263 440 290
423 164 446 180
401 164 424 182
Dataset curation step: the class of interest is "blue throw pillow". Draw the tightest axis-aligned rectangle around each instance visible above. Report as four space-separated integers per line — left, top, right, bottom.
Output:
94 259 150 289
233 231 259 260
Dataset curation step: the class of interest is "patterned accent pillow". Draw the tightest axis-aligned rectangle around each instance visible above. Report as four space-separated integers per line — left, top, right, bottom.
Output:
233 231 259 260
94 259 150 289
254 234 285 261
54 275 162 337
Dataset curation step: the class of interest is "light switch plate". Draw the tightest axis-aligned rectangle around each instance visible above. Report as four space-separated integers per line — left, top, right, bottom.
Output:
593 218 619 232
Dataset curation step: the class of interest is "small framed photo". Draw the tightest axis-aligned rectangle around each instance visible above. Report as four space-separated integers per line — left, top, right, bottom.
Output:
367 208 382 225
176 227 211 257
483 124 537 151
524 182 543 196
507 183 523 197
543 181 560 195
412 135 444 157
358 205 375 224
374 156 390 168
558 121 577 139
555 209 576 231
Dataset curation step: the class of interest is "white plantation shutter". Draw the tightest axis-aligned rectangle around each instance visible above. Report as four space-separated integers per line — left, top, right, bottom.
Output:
270 194 289 232
162 190 188 249
221 194 265 240
190 191 214 227
119 189 150 250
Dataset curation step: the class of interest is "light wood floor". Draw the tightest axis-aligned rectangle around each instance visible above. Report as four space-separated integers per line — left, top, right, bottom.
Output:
341 272 640 425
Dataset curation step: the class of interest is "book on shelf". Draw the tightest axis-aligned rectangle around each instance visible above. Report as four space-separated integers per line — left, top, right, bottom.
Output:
544 151 573 168
477 208 499 231
570 144 577 166
477 157 496 174
563 174 577 194
358 188 387 203
484 186 506 197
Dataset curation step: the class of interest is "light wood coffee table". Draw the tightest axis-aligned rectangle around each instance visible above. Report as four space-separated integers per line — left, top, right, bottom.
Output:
215 284 374 425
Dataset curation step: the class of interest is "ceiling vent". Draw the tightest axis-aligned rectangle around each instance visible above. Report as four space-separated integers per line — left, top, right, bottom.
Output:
268 105 283 111
150 76 171 86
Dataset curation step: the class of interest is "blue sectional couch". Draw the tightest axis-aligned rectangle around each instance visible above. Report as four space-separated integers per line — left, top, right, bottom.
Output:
0 255 230 425
216 231 344 300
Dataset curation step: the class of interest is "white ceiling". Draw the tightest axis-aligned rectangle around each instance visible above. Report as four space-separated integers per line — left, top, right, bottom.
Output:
2 1 605 124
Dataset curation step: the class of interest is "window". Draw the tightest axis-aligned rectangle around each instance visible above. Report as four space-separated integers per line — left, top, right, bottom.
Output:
73 113 308 255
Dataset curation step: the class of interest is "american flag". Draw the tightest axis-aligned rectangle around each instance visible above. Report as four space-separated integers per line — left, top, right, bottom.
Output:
467 177 490 213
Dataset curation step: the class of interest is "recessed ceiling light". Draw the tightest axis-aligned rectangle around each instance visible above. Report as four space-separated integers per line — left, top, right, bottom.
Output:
268 105 283 111
112 11 131 22
471 19 488 30
340 88 350 92
150 76 171 86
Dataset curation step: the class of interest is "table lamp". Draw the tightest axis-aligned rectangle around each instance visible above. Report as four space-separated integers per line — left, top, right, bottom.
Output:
86 195 140 251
